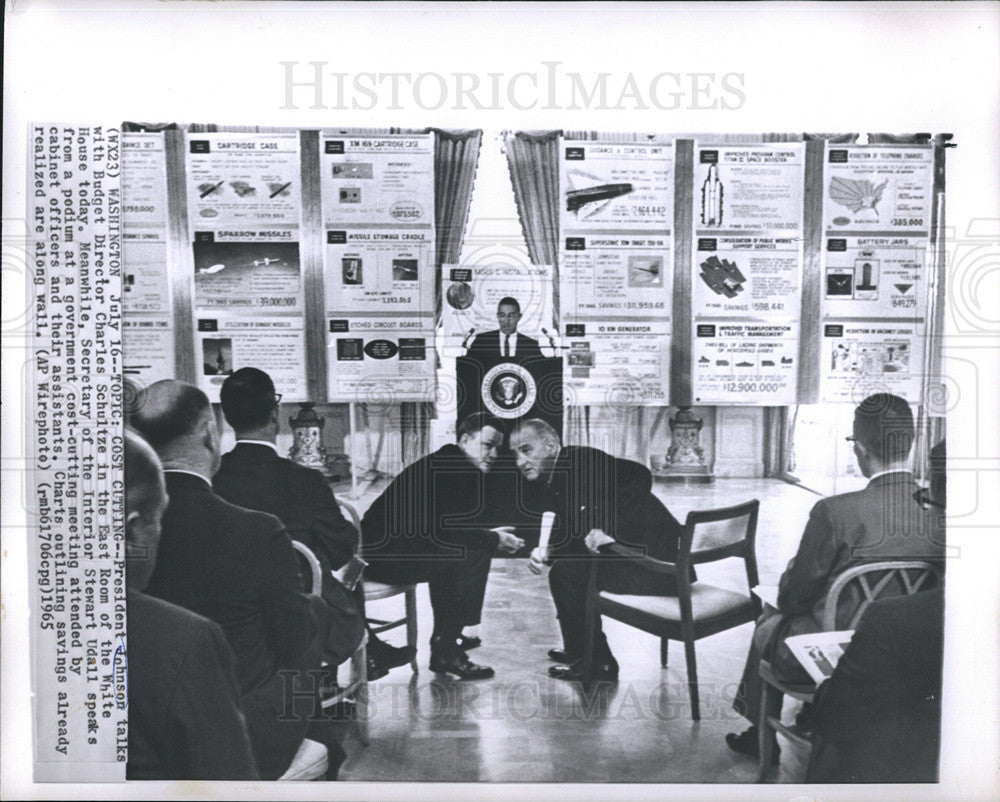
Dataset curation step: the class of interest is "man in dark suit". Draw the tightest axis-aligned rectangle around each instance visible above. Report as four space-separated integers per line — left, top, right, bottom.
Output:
467 296 544 363
130 380 330 780
807 437 947 782
509 418 687 681
125 428 260 780
807 588 944 782
362 412 525 679
725 393 946 761
212 367 414 678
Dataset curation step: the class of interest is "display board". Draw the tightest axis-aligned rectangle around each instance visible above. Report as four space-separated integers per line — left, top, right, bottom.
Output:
818 144 934 402
185 132 307 401
690 143 805 404
320 132 437 401
122 132 175 387
558 140 674 405
119 129 943 414
442 261 555 347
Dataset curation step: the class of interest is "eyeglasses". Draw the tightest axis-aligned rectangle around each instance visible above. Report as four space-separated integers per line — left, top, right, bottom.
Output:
844 436 857 443
273 393 283 406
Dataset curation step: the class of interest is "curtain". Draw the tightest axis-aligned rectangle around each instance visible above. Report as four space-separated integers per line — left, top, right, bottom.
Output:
762 406 796 477
502 130 561 307
420 128 483 460
803 133 860 143
432 128 483 314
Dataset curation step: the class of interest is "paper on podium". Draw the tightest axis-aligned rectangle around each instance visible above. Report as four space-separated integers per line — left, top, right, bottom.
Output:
538 511 556 553
752 584 779 609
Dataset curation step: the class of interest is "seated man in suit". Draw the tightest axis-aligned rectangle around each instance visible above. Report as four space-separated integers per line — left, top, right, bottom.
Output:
130 380 335 780
725 394 946 762
362 412 525 679
467 296 544 363
808 587 944 782
807 437 947 783
125 428 259 780
213 366 414 679
509 418 687 682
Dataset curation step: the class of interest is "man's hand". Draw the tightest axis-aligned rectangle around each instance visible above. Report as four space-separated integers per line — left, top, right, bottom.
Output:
492 526 525 554
584 529 615 554
528 546 549 574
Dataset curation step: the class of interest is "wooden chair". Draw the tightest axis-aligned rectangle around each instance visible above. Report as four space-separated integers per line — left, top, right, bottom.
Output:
340 501 419 674
290 539 370 748
756 560 944 781
584 500 762 720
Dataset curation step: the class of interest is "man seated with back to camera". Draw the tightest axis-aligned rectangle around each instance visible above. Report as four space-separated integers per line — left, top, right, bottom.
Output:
361 412 525 679
725 393 946 763
124 428 259 780
130 379 342 780
509 418 689 682
212 366 415 680
805 438 947 783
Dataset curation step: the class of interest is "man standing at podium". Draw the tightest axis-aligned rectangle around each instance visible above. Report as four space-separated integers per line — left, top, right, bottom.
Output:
467 296 544 363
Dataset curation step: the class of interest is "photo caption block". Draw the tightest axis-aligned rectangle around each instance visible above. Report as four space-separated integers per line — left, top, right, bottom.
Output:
29 123 127 781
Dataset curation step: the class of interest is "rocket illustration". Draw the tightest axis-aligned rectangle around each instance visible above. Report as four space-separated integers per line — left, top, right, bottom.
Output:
700 164 723 226
565 182 634 214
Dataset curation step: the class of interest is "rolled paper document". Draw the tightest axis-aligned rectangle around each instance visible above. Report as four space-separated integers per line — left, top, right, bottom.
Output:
539 511 556 553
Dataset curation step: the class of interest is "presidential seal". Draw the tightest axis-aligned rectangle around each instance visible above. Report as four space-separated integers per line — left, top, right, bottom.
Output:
481 362 536 419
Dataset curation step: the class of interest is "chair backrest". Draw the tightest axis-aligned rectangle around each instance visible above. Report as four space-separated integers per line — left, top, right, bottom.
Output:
339 500 363 552
822 560 943 631
680 499 761 596
291 540 323 596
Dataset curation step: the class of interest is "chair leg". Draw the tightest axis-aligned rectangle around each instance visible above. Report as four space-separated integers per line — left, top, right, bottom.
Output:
660 637 669 668
405 587 418 674
683 638 699 721
353 641 370 746
757 683 782 782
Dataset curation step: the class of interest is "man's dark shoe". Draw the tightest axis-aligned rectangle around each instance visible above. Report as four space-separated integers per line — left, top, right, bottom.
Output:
725 726 780 764
547 648 580 663
367 636 416 671
458 634 482 651
365 656 390 681
429 649 495 680
548 656 618 682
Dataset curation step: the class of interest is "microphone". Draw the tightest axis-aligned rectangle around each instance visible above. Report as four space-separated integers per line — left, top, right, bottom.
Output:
541 327 558 355
461 327 476 352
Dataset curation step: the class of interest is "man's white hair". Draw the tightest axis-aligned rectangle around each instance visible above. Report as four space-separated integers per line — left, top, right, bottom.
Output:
510 418 561 445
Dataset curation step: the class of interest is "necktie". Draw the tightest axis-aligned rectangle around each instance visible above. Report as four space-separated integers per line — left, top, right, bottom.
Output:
504 335 510 357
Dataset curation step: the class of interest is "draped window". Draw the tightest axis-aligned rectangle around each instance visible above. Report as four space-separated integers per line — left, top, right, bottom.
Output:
502 130 561 313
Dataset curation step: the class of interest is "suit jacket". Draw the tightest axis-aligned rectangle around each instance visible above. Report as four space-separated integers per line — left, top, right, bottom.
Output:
145 471 317 778
808 589 944 782
777 471 946 630
362 444 509 568
126 589 259 780
467 329 544 362
214 442 358 570
526 446 687 595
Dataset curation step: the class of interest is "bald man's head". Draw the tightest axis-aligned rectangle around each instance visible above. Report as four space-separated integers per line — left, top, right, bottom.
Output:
124 429 168 591
130 380 221 476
